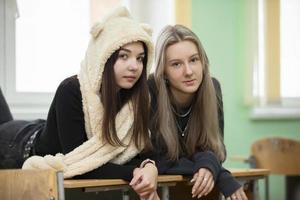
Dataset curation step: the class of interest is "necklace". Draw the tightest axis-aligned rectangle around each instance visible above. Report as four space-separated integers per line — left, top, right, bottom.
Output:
175 115 191 137
171 105 192 117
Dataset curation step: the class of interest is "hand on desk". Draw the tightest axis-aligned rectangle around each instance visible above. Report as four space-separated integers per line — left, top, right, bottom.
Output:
225 186 248 200
130 164 159 200
191 168 214 198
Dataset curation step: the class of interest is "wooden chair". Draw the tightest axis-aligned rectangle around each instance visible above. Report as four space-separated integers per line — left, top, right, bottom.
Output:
250 137 300 200
251 137 300 175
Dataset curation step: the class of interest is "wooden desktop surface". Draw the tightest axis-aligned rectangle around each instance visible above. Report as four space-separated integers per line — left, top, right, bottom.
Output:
64 168 269 188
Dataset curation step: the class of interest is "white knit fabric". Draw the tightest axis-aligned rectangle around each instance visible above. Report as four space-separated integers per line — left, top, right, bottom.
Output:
22 6 154 178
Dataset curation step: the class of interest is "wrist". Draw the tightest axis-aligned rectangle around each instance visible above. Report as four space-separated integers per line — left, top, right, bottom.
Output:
140 158 156 168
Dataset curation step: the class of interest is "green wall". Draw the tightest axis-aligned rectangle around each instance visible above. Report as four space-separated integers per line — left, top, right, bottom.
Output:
191 0 300 199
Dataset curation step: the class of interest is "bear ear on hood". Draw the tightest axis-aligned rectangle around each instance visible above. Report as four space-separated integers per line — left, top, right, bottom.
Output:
105 6 130 19
90 7 131 39
90 22 104 38
140 23 153 37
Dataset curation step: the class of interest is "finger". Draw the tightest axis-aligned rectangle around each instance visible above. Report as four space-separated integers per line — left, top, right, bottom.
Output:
136 184 154 196
200 177 214 196
191 174 203 197
240 189 248 200
232 187 244 200
231 193 237 200
192 169 206 195
133 178 151 193
133 182 148 194
207 180 215 195
226 197 231 200
235 191 243 200
191 172 198 183
130 172 142 186
198 177 211 197
236 188 248 200
195 175 210 198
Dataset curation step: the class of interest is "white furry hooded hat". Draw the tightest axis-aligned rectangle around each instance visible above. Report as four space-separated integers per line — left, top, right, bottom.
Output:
78 6 154 139
22 7 154 178
81 6 153 94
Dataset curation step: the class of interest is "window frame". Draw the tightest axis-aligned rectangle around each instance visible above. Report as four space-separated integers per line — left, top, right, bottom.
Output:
250 0 300 120
2 0 52 120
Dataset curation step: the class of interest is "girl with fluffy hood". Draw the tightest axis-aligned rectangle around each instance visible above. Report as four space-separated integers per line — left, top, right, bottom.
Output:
0 7 159 200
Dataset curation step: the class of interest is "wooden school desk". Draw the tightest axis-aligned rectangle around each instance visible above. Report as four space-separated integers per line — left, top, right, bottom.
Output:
0 168 269 200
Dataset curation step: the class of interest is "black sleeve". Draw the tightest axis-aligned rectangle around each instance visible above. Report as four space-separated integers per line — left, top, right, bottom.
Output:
160 157 194 176
36 77 87 156
216 167 241 198
193 151 221 181
141 145 175 175
74 162 136 181
194 150 244 198
54 77 87 154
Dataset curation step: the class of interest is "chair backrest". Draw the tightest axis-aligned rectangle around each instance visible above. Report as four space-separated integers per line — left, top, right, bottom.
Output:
251 137 300 175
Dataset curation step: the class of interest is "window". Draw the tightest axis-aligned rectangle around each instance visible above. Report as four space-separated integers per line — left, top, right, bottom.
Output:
252 0 300 119
280 0 300 99
3 0 124 119
2 0 177 119
16 0 90 93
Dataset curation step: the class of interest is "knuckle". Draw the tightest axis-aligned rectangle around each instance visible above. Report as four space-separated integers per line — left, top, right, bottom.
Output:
149 183 154 189
144 180 150 186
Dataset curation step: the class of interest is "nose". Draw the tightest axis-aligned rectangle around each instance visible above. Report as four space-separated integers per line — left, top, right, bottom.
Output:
184 62 193 76
128 58 139 71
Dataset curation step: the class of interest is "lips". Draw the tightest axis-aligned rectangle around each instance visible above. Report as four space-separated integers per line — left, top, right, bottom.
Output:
183 79 195 86
123 76 137 82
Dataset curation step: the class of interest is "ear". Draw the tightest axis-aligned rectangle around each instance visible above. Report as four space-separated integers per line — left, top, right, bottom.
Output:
90 22 104 38
90 6 131 38
102 6 130 23
140 23 153 37
110 6 130 18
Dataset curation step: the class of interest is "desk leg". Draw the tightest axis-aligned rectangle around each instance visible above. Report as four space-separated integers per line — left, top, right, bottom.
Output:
122 189 130 200
265 176 269 200
237 177 264 200
57 172 65 200
253 179 259 200
161 186 169 200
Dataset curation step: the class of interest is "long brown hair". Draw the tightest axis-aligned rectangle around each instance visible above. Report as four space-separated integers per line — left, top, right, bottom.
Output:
154 25 225 161
101 42 151 150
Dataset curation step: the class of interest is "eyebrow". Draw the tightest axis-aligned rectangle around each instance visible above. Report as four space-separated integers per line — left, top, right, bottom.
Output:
190 53 200 58
119 47 145 56
168 53 199 63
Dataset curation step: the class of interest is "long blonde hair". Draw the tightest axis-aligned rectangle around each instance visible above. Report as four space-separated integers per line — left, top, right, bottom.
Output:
153 25 225 161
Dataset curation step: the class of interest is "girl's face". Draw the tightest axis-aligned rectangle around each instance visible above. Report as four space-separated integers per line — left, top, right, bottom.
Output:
114 42 145 89
164 40 203 105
